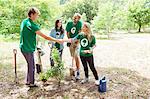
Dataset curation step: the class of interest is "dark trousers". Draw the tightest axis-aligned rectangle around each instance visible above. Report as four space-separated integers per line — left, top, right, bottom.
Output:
80 55 98 80
22 52 35 84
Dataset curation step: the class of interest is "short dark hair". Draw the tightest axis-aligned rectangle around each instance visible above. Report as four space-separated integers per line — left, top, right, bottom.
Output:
28 7 40 17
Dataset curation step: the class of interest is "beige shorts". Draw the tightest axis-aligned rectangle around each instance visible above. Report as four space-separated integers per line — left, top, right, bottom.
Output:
69 41 79 57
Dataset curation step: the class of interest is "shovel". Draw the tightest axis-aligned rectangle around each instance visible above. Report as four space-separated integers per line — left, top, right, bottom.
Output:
13 49 19 84
36 47 43 74
48 42 54 67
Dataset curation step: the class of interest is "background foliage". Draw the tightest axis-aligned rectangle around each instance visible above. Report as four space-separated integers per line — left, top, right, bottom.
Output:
0 0 149 36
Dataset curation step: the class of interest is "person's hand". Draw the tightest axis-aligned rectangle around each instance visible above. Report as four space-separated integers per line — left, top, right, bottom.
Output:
75 40 79 44
67 39 72 43
83 50 89 53
84 50 92 54
87 50 92 53
56 39 64 44
62 39 72 43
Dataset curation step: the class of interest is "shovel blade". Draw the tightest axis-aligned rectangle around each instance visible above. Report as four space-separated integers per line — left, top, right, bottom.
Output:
36 64 42 74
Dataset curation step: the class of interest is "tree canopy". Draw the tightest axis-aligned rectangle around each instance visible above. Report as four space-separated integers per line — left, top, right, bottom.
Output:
0 0 149 35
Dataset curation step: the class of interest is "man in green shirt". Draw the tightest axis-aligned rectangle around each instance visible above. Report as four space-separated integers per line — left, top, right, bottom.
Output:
66 13 82 80
20 7 62 87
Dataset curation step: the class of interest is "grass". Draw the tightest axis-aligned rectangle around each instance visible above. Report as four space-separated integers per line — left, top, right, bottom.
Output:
0 34 19 42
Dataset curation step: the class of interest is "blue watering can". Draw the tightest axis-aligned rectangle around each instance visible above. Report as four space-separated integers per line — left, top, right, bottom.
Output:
98 76 107 92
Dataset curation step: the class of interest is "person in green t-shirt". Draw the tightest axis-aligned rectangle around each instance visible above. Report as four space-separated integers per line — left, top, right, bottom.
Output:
20 7 63 87
66 22 99 85
66 13 82 80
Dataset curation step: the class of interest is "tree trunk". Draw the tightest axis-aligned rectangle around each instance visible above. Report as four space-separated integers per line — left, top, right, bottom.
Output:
106 27 110 39
138 24 141 32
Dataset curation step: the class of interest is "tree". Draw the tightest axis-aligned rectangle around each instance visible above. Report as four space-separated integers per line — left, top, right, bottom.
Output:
63 0 99 23
128 0 150 32
40 47 65 87
0 0 62 35
92 0 127 38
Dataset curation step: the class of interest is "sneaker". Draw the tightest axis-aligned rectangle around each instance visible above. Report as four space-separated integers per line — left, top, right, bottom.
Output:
95 80 99 86
75 70 80 80
28 84 38 87
81 78 88 84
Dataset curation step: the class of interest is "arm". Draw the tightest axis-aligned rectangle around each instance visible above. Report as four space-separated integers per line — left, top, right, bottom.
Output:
78 21 82 33
36 30 62 43
66 32 70 38
89 45 96 53
60 36 78 43
90 36 96 50
66 22 70 39
85 36 96 54
60 33 76 43
84 45 96 54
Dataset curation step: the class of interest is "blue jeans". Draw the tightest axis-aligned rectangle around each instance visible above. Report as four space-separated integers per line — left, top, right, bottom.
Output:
22 51 35 84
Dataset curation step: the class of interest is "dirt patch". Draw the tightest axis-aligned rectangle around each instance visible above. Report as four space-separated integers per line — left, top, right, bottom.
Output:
0 33 150 98
0 67 150 98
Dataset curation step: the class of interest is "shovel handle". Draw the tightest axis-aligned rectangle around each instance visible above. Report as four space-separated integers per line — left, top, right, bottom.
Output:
13 49 17 54
13 49 18 84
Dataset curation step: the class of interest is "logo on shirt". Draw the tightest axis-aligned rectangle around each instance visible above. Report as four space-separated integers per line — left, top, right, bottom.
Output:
71 27 76 34
81 38 88 47
56 32 60 39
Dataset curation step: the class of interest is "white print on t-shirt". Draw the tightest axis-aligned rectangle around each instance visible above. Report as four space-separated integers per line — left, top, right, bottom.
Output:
56 32 60 39
71 27 76 34
81 38 88 47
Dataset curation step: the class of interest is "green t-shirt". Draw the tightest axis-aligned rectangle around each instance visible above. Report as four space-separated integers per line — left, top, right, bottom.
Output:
20 18 40 52
74 33 96 57
66 20 82 38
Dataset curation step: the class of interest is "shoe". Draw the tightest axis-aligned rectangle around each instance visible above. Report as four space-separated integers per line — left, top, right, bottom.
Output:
25 83 30 85
95 80 99 86
75 70 80 80
28 84 38 87
81 78 88 84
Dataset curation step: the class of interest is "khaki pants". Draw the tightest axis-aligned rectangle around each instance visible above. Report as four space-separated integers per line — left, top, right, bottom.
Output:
69 42 80 77
69 41 79 57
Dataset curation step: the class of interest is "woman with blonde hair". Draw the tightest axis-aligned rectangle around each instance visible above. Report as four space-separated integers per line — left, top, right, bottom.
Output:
66 22 99 85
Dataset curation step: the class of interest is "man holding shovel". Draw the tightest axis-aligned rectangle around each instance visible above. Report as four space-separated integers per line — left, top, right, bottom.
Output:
20 7 63 87
66 13 82 80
